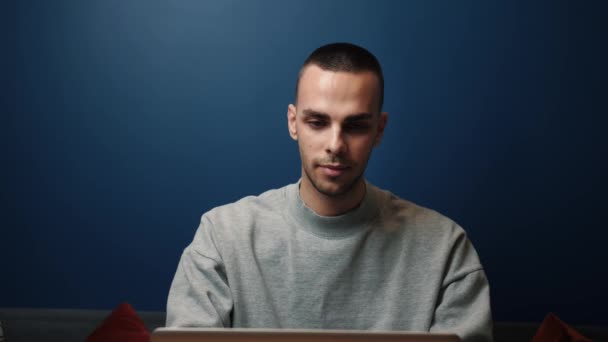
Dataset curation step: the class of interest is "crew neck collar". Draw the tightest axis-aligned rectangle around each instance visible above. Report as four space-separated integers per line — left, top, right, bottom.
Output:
285 179 380 238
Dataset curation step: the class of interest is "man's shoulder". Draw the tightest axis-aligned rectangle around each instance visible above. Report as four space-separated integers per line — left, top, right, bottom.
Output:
202 182 293 221
371 184 480 270
370 183 465 237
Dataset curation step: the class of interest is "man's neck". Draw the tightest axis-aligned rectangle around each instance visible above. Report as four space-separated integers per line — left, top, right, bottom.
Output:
299 176 366 216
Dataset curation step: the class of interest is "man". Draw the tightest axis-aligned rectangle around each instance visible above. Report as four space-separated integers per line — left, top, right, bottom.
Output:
166 43 493 342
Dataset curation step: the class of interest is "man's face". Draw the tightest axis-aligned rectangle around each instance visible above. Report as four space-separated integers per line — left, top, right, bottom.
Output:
288 64 387 198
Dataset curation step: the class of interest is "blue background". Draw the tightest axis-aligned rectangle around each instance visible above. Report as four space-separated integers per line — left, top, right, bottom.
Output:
4 1 607 325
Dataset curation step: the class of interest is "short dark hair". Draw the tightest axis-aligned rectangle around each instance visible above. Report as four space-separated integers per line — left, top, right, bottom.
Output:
295 42 384 111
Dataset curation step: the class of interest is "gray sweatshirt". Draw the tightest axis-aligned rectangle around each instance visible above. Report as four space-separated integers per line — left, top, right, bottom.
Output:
166 181 493 342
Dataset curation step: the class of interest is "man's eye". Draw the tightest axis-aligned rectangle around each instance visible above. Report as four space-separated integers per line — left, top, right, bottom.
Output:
308 121 327 128
345 123 371 132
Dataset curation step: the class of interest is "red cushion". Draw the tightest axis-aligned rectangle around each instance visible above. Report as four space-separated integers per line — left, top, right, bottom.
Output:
87 303 150 342
532 313 592 342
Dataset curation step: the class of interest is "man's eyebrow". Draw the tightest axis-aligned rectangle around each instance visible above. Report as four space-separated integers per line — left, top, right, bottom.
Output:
344 113 374 122
301 110 374 122
302 109 330 119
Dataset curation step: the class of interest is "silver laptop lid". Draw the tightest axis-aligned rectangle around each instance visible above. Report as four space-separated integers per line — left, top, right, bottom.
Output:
151 327 461 342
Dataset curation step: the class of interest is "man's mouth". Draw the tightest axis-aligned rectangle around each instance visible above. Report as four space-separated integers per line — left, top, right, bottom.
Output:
321 164 348 169
319 164 350 177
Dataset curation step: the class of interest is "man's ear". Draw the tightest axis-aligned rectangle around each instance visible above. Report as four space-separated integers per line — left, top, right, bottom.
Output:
287 104 298 141
374 112 388 147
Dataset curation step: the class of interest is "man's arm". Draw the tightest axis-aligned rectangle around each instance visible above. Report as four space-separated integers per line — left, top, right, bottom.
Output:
428 226 493 342
430 269 493 342
166 216 233 327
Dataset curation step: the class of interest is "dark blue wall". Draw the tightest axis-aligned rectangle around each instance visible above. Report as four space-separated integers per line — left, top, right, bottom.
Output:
4 1 607 325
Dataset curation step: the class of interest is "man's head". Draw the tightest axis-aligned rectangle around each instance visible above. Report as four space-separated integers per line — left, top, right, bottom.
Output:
288 43 387 212
295 42 384 112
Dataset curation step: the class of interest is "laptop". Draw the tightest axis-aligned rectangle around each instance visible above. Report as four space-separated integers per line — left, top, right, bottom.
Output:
151 327 461 342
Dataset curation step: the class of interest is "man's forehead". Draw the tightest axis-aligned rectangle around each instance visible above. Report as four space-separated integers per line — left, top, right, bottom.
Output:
296 65 381 112
298 64 380 88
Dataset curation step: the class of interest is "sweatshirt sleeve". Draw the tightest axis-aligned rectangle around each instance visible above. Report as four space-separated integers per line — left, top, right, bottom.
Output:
166 215 233 327
429 230 493 342
430 269 493 342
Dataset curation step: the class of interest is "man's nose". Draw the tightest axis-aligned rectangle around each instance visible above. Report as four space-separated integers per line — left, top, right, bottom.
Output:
326 126 347 155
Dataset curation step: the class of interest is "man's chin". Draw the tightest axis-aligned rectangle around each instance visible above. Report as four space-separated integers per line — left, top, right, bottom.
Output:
312 178 358 198
316 186 346 197
302 165 363 198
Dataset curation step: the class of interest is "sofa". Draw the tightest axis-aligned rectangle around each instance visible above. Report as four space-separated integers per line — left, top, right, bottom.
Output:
1 308 607 342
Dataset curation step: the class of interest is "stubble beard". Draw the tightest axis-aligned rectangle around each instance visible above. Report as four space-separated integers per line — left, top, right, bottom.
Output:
302 159 365 199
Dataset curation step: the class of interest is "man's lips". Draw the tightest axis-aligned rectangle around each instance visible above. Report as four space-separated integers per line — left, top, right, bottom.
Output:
319 164 350 177
320 164 349 169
